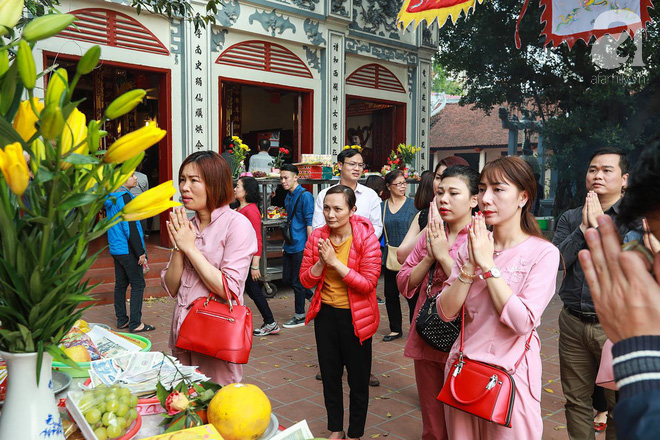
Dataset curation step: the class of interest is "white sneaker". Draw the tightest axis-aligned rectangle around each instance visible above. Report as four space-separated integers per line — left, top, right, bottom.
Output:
253 322 281 336
282 316 306 328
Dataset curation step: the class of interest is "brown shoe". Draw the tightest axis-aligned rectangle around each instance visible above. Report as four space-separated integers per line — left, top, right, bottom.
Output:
369 374 380 387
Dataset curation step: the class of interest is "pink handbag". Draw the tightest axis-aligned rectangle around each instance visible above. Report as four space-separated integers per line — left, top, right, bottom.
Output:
596 339 616 390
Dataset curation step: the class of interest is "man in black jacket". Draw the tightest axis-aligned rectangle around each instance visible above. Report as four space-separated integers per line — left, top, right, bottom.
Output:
578 141 660 440
553 147 630 440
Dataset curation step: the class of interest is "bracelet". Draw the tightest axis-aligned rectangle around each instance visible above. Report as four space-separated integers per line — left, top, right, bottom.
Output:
458 273 474 284
250 266 260 270
460 265 476 280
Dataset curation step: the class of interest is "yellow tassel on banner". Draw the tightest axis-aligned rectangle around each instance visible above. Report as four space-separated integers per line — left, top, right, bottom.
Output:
396 0 485 31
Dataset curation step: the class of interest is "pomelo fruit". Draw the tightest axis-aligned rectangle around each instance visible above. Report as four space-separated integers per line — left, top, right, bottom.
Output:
63 345 91 362
207 383 271 440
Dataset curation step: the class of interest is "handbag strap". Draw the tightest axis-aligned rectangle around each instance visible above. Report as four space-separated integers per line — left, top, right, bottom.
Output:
457 304 533 373
287 191 303 227
425 262 436 298
382 200 389 245
205 273 239 311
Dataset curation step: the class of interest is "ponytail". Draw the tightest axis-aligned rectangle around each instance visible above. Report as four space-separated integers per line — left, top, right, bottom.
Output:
522 209 545 240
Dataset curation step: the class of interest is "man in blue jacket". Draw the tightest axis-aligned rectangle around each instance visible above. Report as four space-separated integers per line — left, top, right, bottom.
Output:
105 173 154 333
579 141 660 439
279 164 315 329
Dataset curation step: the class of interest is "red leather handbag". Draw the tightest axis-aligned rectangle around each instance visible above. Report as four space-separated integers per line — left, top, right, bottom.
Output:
437 307 533 428
176 274 253 364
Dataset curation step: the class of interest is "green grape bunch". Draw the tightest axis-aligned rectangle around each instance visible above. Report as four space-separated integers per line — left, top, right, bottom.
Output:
77 385 139 440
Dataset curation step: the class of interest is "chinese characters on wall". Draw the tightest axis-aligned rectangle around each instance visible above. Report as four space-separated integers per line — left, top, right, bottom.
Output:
328 32 345 157
418 59 431 172
192 27 207 150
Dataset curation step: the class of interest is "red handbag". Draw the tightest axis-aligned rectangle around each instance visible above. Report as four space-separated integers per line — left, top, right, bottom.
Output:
175 274 253 364
437 306 533 428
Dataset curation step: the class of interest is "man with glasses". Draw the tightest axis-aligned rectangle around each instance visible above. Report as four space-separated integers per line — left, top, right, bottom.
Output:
312 149 383 237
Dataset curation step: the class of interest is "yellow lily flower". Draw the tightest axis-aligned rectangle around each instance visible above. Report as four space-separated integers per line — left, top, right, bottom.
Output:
108 152 144 192
0 142 30 196
103 125 166 164
13 98 44 142
122 180 181 221
79 163 104 191
61 108 88 155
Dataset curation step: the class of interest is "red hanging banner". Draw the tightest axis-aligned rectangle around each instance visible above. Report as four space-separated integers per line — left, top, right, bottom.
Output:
537 0 653 48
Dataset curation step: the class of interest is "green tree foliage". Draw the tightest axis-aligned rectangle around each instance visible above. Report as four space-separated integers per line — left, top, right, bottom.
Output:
432 55 463 95
24 0 222 30
435 0 659 213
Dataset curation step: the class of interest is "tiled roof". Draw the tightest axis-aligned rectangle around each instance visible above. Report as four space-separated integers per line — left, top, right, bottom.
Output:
430 102 510 150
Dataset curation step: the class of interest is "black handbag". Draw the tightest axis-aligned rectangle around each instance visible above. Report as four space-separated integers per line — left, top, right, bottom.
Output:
415 263 462 352
282 192 302 245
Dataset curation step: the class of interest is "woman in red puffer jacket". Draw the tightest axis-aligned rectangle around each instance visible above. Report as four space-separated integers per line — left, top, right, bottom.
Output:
300 185 381 440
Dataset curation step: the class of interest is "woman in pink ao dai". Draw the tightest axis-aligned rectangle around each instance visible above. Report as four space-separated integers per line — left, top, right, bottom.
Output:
437 157 560 439
397 165 480 440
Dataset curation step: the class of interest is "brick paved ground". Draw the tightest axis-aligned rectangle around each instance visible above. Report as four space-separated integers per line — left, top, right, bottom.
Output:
83 275 573 439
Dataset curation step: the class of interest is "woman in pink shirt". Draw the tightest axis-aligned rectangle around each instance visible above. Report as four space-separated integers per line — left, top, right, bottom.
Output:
396 165 479 440
161 151 257 384
437 157 560 439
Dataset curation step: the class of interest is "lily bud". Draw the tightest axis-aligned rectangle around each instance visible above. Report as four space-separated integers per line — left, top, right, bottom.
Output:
103 125 165 163
0 142 30 196
16 40 36 90
45 68 68 107
122 180 181 222
40 105 65 140
30 138 45 174
21 13 76 42
86 120 105 154
0 50 8 76
0 0 24 37
61 108 88 155
104 89 146 120
13 98 44 142
77 45 101 75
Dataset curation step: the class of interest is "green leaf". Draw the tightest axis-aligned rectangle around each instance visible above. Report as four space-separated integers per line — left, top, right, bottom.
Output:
36 341 44 387
59 193 98 211
156 380 170 407
63 153 99 165
0 116 25 147
174 380 187 394
0 62 18 116
25 216 50 225
33 167 55 184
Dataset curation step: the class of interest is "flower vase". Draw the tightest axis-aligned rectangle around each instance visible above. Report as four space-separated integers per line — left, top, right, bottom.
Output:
0 351 65 440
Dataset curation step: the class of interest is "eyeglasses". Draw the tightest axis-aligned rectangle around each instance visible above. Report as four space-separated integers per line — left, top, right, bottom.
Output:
391 181 408 187
344 161 365 169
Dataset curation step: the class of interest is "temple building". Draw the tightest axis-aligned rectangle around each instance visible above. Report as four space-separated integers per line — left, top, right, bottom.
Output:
33 0 437 241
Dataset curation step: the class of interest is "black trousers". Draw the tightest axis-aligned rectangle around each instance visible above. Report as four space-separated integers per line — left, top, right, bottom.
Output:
384 268 402 333
315 304 372 438
244 275 275 325
112 253 145 331
283 250 313 316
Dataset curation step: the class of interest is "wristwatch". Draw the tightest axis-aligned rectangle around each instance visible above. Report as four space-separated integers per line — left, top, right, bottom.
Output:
479 266 501 280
